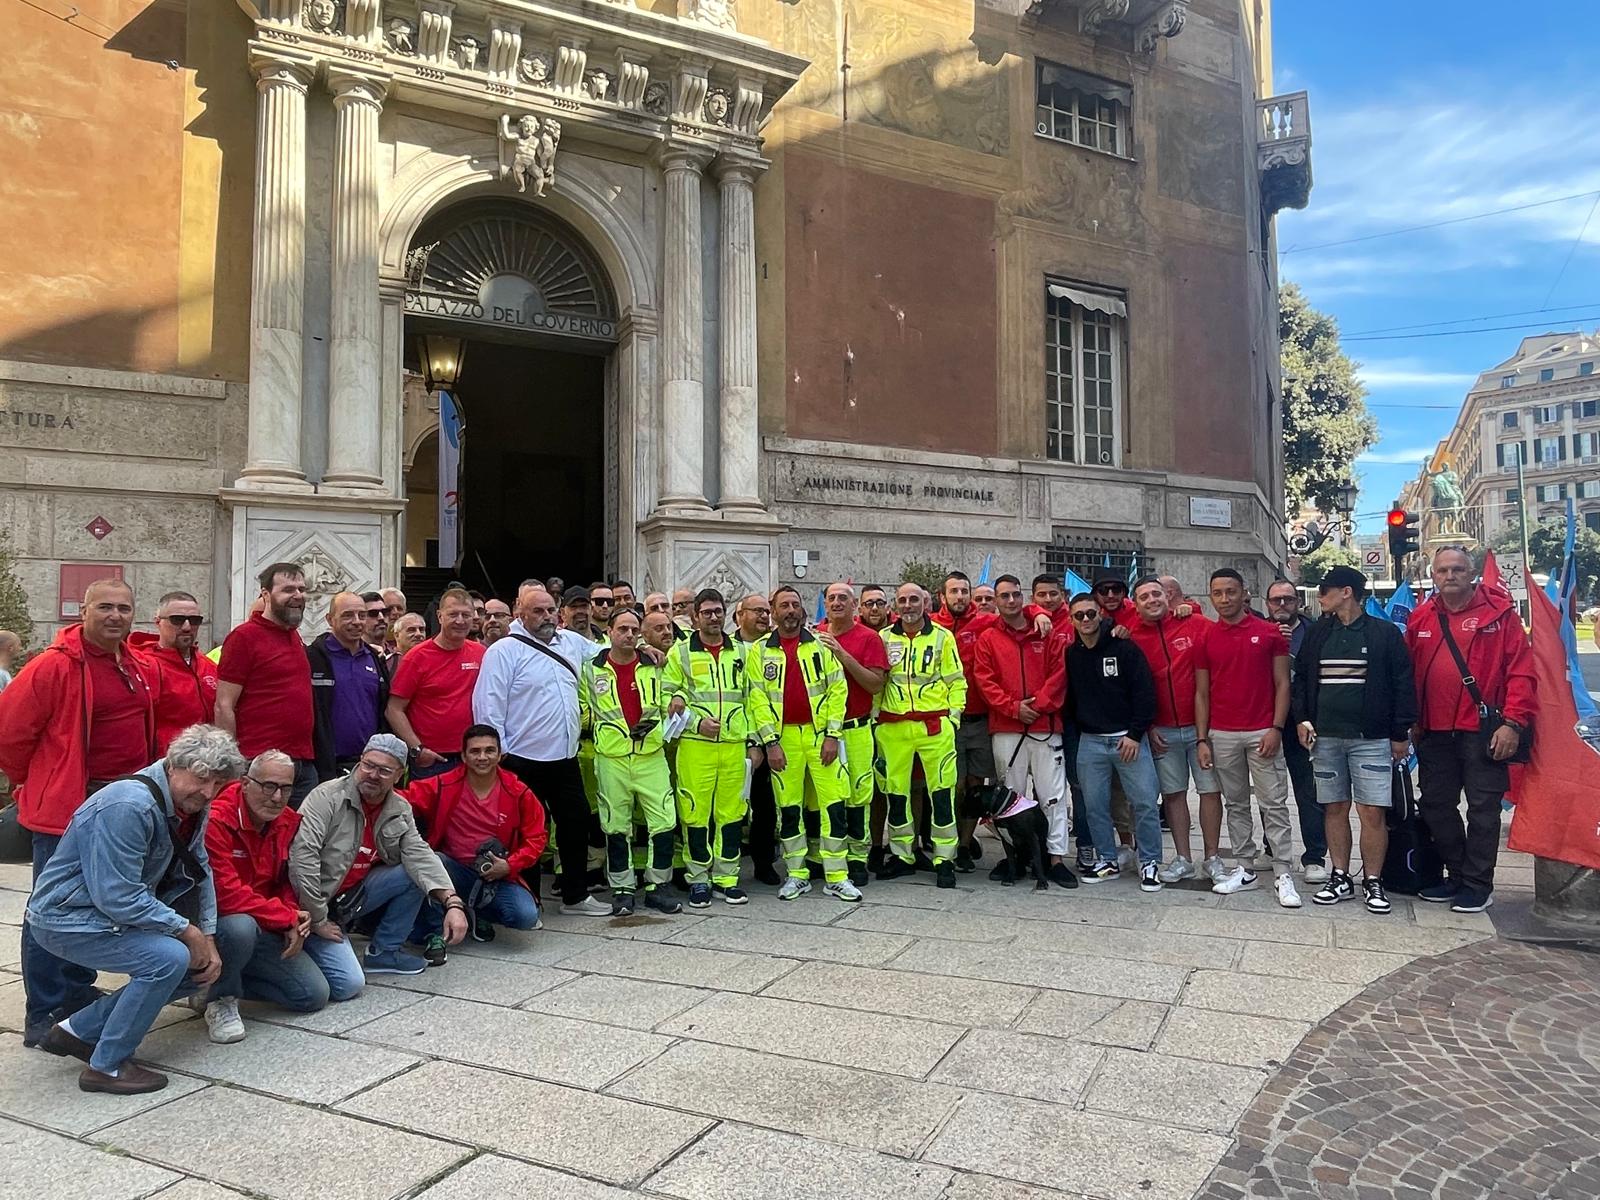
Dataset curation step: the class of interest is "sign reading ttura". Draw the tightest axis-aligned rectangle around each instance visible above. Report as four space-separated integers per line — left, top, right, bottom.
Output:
774 459 1019 516
404 290 618 343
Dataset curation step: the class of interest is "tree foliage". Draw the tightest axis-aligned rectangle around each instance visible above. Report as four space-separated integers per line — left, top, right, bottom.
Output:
1297 540 1361 587
0 530 33 651
898 558 950 598
1490 518 1600 602
1280 283 1378 514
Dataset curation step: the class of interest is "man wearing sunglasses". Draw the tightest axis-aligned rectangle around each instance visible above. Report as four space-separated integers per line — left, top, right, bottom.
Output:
1091 572 1139 633
129 591 219 755
308 593 391 783
1265 580 1328 884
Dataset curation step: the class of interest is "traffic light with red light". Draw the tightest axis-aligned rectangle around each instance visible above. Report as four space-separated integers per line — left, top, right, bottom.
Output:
1387 509 1420 563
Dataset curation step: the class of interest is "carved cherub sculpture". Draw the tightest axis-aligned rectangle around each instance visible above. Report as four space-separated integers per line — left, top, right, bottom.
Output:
498 114 561 196
385 17 415 54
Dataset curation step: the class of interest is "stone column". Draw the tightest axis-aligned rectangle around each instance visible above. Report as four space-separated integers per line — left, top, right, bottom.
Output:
714 156 766 512
658 145 714 511
240 52 315 491
324 69 388 493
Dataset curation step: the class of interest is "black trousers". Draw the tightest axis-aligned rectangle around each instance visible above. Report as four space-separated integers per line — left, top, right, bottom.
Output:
746 760 776 865
289 758 319 810
503 754 591 905
1281 727 1326 863
1416 730 1510 895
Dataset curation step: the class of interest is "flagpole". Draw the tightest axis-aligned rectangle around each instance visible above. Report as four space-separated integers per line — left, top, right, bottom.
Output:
1515 442 1531 582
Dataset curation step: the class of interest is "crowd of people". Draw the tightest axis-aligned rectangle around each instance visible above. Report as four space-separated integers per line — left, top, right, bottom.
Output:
0 545 1535 1095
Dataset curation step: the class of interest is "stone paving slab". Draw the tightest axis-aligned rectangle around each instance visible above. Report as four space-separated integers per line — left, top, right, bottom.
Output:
891 938 1189 1002
520 973 712 1030
1156 906 1332 947
759 959 1037 1028
1235 940 1412 985
555 936 801 992
1085 1047 1267 1134
0 1113 180 1200
340 1059 711 1185
136 1019 422 1105
930 1027 1103 1104
1180 968 1361 1022
535 911 707 941
867 885 1175 928
1011 990 1124 1039
150 1181 252 1200
350 994 672 1089
369 954 575 1005
658 990 965 1077
0 889 26 924
644 1121 954 1200
447 927 597 966
665 917 914 966
246 985 426 1035
0 1032 207 1135
940 1174 1099 1200
0 863 33 890
925 1092 1231 1200
412 1155 646 1200
1152 1006 1312 1070
99 1087 469 1200
608 1040 960 1156
1327 920 1489 955
833 904 1028 944
1007 921 1244 968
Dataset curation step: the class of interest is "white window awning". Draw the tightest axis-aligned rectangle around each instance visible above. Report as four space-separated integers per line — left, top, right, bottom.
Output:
1047 283 1127 319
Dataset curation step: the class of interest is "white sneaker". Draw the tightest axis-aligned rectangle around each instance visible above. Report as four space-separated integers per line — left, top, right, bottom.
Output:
1157 856 1196 884
778 877 812 902
1212 867 1259 895
1202 854 1229 883
560 896 612 917
1303 861 1330 885
1116 846 1136 870
823 880 862 903
1276 873 1303 909
204 997 245 1044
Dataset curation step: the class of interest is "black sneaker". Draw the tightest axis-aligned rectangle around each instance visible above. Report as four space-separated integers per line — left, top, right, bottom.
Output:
847 861 869 888
1417 880 1459 903
716 884 750 905
643 889 681 915
867 845 886 874
912 849 936 872
1450 888 1493 913
753 861 782 887
1080 860 1120 884
611 893 636 917
954 852 975 874
673 868 691 893
877 855 916 881
687 883 712 909
936 861 957 889
1313 870 1355 906
1076 846 1097 871
989 860 1014 883
1139 862 1162 892
1362 876 1392 915
422 934 448 966
1047 862 1079 889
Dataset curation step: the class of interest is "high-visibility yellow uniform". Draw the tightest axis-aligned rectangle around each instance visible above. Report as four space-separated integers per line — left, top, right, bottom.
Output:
876 619 966 864
580 649 675 895
662 634 757 888
746 630 850 883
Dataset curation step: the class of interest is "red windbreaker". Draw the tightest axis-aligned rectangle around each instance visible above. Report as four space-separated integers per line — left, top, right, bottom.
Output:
205 780 303 931
1126 614 1208 728
403 764 549 875
931 605 1001 716
128 631 219 754
1404 584 1537 732
0 625 156 835
972 620 1068 734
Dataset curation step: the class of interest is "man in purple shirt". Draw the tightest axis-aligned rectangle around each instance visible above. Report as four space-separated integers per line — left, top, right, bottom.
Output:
308 591 391 781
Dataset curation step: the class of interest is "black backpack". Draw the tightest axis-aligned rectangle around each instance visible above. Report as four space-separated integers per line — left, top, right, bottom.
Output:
1381 762 1444 894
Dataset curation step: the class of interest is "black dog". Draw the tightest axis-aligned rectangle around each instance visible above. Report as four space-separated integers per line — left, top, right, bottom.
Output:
980 788 1052 891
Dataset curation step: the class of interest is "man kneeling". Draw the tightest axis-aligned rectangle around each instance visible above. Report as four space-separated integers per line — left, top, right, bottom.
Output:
26 725 245 1094
202 750 345 1044
405 724 547 964
289 734 467 983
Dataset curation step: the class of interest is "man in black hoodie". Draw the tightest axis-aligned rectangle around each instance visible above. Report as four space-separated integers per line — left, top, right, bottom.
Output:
1064 593 1164 891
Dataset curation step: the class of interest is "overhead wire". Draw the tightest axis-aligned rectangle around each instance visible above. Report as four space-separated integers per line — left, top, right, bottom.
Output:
1279 189 1600 255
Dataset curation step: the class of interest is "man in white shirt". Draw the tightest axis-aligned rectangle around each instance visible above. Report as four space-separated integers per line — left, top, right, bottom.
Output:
472 583 609 916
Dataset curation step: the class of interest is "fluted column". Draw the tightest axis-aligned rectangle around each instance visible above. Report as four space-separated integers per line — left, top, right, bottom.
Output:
658 145 714 511
241 52 315 491
324 69 388 493
715 156 766 512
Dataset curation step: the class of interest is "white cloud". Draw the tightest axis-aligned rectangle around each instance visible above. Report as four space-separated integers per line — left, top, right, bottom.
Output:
1358 444 1443 465
1357 363 1476 389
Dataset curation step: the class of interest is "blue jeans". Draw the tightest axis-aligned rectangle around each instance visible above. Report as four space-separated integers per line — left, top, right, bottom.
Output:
1061 725 1093 851
414 854 540 939
21 832 101 1031
1075 733 1163 865
211 914 331 1012
301 863 423 992
29 924 197 1074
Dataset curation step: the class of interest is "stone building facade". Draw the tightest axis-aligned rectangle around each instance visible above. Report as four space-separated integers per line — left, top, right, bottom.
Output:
0 0 1309 641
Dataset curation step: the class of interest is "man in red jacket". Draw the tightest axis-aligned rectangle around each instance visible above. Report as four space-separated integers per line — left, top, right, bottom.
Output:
205 751 335 1043
973 574 1075 886
1091 572 1140 632
129 591 219 755
0 577 155 1046
1404 546 1537 913
404 723 547 964
932 571 1001 872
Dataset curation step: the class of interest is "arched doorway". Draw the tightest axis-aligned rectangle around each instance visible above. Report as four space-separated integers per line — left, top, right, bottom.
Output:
400 197 620 598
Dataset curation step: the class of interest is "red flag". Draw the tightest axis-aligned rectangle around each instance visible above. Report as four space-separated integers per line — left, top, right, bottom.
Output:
1506 585 1600 869
1480 549 1502 590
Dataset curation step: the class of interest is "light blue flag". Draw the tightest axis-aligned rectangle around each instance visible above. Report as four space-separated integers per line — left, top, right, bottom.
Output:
1386 580 1415 632
976 552 994 587
1102 551 1113 571
1126 549 1140 586
814 588 826 626
1064 568 1094 597
1547 499 1578 607
1364 595 1391 622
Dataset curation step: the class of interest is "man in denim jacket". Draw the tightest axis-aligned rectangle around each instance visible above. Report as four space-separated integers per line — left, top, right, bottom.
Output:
25 725 247 1095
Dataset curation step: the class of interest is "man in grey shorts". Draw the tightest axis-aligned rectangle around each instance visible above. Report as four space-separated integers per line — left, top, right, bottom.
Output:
1291 566 1416 915
1126 577 1223 882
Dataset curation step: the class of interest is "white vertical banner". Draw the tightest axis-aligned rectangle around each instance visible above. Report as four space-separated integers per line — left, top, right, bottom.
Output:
438 389 461 569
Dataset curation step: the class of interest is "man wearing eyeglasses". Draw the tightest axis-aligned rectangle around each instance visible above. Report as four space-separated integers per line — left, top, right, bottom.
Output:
858 585 892 632
129 591 219 755
733 593 781 886
482 598 513 645
1265 579 1328 884
308 593 391 783
289 734 468 980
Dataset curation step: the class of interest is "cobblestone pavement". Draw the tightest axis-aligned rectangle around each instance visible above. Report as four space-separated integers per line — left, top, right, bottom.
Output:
0 836 1532 1200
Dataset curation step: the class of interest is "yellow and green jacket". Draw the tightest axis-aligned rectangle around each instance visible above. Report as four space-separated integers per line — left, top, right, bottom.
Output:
879 620 967 722
662 633 757 745
746 629 847 743
580 649 668 757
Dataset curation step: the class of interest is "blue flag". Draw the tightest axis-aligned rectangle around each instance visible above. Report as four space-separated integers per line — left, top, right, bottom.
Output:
1126 549 1140 586
1386 580 1415 632
976 552 994 587
814 588 826 626
1364 595 1391 622
1064 568 1094 597
1547 498 1578 608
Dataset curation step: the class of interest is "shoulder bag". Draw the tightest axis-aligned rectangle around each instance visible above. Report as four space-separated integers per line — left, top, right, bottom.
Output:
1436 617 1533 766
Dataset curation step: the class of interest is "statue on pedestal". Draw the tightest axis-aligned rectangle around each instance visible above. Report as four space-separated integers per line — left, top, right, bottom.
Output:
1426 461 1465 535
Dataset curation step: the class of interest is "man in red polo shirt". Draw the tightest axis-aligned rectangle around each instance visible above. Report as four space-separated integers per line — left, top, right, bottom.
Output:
816 581 890 887
0 576 156 1047
387 587 485 781
1194 567 1299 908
129 590 219 754
216 562 316 806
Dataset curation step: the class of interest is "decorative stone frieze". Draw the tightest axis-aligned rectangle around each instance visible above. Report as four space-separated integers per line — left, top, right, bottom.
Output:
1024 0 1189 51
416 1 454 63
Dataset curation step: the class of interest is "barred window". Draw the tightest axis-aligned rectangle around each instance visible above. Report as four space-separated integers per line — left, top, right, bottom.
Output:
1046 282 1124 466
1035 62 1129 156
1043 535 1145 588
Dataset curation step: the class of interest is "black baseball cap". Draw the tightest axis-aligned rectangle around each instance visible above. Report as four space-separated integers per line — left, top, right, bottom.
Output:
561 586 591 606
1318 566 1368 595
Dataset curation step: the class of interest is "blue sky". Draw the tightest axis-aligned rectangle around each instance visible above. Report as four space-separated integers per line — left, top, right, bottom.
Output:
1273 2 1600 531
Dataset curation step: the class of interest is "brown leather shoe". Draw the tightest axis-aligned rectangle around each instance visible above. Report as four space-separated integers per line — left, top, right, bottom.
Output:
41 1023 96 1064
78 1063 169 1095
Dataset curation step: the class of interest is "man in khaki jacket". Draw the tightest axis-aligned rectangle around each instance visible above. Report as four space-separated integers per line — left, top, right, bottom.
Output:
289 734 467 987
